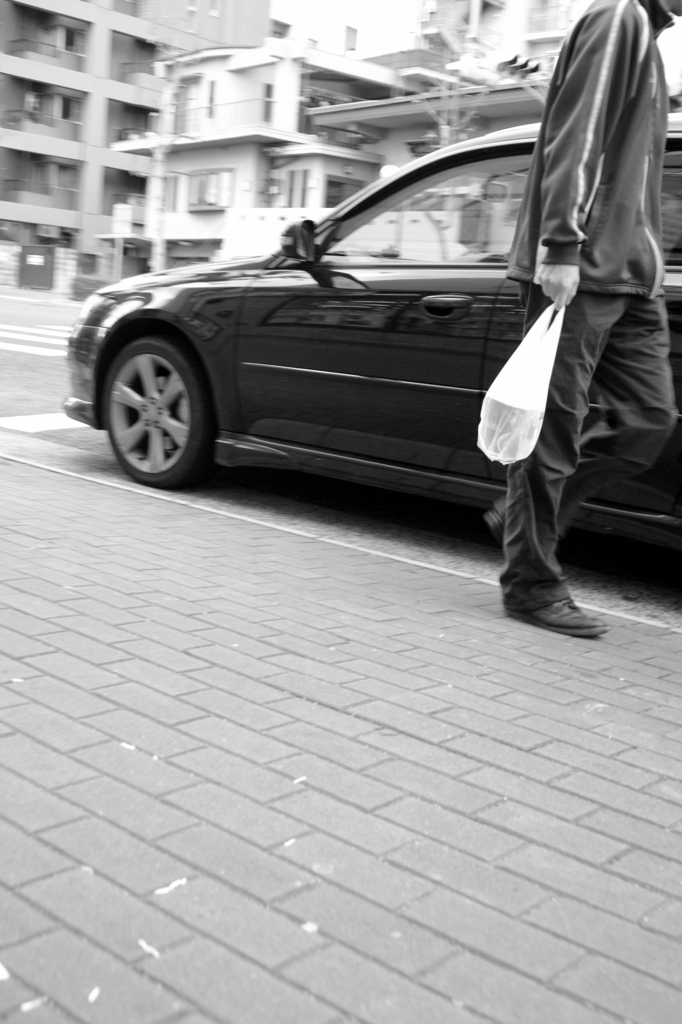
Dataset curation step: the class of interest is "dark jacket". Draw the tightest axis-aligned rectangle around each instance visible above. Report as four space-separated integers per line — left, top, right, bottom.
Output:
508 0 674 298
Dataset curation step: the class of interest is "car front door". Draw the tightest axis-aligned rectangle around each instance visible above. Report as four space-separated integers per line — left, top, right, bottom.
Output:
237 150 531 483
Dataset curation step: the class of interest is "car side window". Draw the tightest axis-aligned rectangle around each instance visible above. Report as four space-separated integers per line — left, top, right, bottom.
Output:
662 150 682 268
322 153 531 265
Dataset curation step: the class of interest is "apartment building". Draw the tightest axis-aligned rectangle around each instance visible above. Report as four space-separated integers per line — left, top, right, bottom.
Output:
0 0 270 270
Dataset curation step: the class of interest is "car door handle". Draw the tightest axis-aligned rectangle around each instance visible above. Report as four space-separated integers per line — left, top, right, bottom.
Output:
420 294 474 320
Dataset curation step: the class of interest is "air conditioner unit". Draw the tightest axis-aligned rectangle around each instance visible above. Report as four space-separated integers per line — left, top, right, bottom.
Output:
37 224 61 239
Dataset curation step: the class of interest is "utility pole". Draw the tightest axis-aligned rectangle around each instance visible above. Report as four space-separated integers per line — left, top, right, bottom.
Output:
147 62 180 274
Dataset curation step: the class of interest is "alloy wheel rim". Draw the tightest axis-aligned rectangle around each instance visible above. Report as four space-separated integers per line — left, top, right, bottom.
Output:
109 353 190 474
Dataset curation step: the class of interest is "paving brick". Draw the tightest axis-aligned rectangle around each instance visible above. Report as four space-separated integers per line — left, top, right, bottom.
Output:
369 759 498 814
155 875 321 968
283 945 475 1024
180 716 296 764
406 887 583 980
462 766 596 821
75 739 197 796
0 889 52 947
642 900 682 937
59 775 196 840
278 883 453 974
346 701 464 744
445 733 566 781
500 844 665 920
279 832 432 909
345 678 452 714
425 950 610 1024
181 688 292 730
421 682 528 720
525 895 682 985
168 782 308 847
0 975 35 1017
435 706 550 750
1 930 185 1024
186 665 287 704
556 954 682 1024
53 614 137 645
479 801 627 864
0 818 73 886
554 771 682 826
0 703 106 753
160 823 312 902
61 597 143 625
0 734 96 789
0 593 76 622
8 675 115 718
0 625 54 659
273 789 414 854
92 682 203 726
21 868 189 960
144 936 337 1024
0 766 83 832
267 696 378 737
171 746 298 802
389 837 547 914
581 807 682 861
380 795 524 861
0 609 65 637
607 848 682 897
112 657 206 696
23 652 123 690
106 638 211 674
618 746 682 782
84 710 201 761
42 817 192 895
268 721 386 769
31 629 133 666
273 753 402 810
252 670 366 709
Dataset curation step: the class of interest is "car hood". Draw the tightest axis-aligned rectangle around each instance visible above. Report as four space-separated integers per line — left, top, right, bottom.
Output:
100 253 276 296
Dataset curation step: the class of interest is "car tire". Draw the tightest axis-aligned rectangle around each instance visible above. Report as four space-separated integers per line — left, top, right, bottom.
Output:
103 336 215 489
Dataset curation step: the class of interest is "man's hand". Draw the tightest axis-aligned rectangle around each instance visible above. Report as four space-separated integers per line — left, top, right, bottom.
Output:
534 263 580 308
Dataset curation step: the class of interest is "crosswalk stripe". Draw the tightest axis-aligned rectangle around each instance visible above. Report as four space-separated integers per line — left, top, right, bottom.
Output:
0 341 65 357
0 331 67 346
0 413 87 431
0 324 70 335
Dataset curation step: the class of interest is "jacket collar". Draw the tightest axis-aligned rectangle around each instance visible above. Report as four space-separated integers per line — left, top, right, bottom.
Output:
640 0 675 35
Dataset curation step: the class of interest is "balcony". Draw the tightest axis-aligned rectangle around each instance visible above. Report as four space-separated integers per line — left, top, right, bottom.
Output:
4 179 78 210
117 126 150 141
527 4 569 34
113 0 140 14
2 109 81 141
119 60 159 90
112 194 146 222
8 38 84 72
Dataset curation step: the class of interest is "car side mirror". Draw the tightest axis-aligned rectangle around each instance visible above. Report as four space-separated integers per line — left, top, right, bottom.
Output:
280 219 316 262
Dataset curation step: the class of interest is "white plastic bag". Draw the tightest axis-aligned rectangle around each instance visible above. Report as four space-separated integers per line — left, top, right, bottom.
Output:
477 303 565 464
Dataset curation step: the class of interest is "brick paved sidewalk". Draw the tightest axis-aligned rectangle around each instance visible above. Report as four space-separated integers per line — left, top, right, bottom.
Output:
1 457 682 1024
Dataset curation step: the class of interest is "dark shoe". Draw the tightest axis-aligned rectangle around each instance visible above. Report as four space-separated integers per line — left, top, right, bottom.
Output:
506 599 608 638
484 507 504 547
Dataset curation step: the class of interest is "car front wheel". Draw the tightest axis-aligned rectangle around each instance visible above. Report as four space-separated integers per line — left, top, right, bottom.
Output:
104 336 215 488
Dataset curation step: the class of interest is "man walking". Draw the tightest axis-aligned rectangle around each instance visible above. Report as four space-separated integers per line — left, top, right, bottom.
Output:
486 0 682 638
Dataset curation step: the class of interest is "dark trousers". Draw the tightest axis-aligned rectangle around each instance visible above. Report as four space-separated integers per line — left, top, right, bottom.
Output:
499 284 677 611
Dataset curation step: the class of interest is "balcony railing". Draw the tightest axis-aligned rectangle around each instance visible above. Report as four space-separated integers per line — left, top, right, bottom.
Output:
117 126 149 140
112 194 146 221
119 60 156 78
4 179 78 210
2 110 81 140
528 4 569 33
8 38 84 70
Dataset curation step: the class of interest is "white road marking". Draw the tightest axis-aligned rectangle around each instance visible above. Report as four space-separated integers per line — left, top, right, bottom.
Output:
0 331 67 346
0 342 65 357
0 413 87 432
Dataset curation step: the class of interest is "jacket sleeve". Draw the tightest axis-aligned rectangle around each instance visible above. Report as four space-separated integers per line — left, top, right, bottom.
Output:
539 2 646 265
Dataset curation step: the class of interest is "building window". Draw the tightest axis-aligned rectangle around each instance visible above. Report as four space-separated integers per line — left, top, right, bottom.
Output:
345 26 357 51
175 79 200 133
286 169 309 207
63 28 85 54
60 96 81 121
188 170 233 209
270 20 290 38
207 81 216 118
528 2 570 33
209 0 220 13
263 84 274 124
186 3 197 31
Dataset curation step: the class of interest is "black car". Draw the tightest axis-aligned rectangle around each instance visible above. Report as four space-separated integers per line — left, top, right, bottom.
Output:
65 117 682 550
